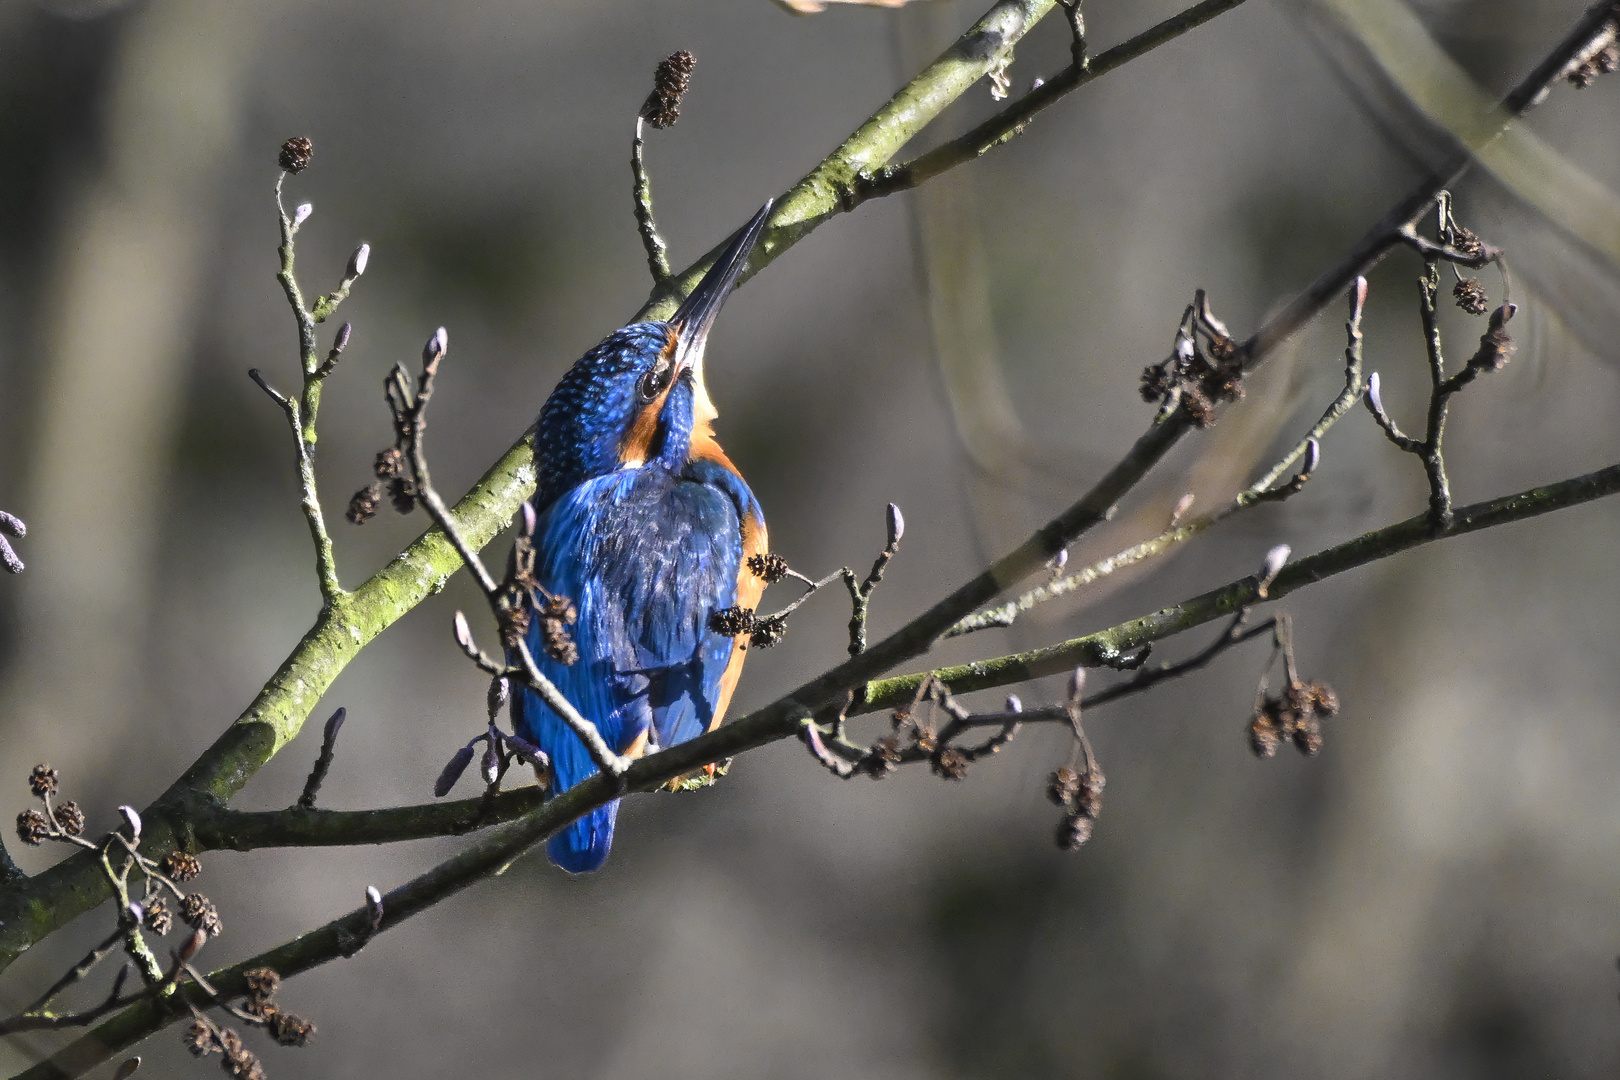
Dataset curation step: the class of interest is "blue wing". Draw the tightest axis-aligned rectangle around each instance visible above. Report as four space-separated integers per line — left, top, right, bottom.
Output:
512 462 747 872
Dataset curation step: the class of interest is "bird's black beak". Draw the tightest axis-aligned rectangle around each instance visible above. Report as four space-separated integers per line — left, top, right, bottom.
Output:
670 201 772 412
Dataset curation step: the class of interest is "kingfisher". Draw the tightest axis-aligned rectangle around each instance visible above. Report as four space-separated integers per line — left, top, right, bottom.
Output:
512 203 772 873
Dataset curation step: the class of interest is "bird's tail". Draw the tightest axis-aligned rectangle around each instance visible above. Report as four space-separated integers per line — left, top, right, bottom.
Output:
543 722 620 874
547 801 618 874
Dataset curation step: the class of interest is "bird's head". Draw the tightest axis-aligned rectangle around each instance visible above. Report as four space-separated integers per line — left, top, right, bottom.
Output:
534 203 771 509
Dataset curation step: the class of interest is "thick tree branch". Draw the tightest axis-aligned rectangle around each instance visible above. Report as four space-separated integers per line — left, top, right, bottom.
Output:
190 789 544 851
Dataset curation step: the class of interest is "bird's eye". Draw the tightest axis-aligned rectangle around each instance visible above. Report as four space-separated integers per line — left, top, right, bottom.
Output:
638 363 672 401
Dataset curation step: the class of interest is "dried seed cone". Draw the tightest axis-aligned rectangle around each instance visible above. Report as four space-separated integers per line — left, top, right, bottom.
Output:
747 552 789 583
52 800 86 836
749 616 786 649
1450 226 1485 258
1047 766 1081 807
1453 278 1489 315
1054 814 1094 850
641 50 696 128
28 764 58 797
143 898 174 935
180 893 223 937
162 850 202 882
346 483 382 525
15 808 48 846
185 1019 218 1056
388 477 418 514
709 606 755 637
1291 716 1324 756
539 594 580 665
374 446 404 480
278 136 313 173
243 967 280 1005
1248 714 1281 759
931 747 969 780
267 1010 316 1047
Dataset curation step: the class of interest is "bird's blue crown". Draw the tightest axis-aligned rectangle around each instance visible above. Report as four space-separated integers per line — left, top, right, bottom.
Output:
533 322 694 511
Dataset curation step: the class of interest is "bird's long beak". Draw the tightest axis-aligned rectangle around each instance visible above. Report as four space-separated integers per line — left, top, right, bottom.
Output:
670 200 772 424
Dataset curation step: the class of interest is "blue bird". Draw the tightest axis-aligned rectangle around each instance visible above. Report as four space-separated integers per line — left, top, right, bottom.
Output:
512 204 772 873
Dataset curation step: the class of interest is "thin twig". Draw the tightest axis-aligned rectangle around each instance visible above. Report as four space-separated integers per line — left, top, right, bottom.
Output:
843 504 903 656
5 929 123 1025
271 176 360 606
1368 257 1503 531
295 708 346 811
631 117 673 287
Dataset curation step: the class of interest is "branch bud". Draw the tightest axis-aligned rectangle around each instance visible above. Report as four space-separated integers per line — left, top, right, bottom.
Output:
505 731 547 767
886 503 905 547
424 326 448 364
453 611 476 656
292 202 313 229
323 707 346 742
1366 371 1383 416
176 928 207 963
487 677 510 718
434 744 475 797
520 502 537 539
331 322 352 354
117 805 142 842
112 1057 141 1080
1301 438 1320 476
1004 694 1022 714
365 885 384 928
1067 666 1086 704
347 242 370 278
1257 543 1291 598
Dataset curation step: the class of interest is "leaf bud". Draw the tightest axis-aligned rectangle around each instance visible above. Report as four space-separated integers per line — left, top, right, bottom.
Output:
117 805 142 842
434 744 475 797
424 326 448 363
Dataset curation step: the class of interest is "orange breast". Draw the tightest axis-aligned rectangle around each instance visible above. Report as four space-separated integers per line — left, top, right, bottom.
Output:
691 426 767 732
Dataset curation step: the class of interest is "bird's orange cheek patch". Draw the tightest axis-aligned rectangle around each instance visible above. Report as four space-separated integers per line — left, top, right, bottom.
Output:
618 329 680 467
618 399 667 467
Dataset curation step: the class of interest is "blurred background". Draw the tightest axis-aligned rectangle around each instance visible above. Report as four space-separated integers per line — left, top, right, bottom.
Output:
1 0 1619 1076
